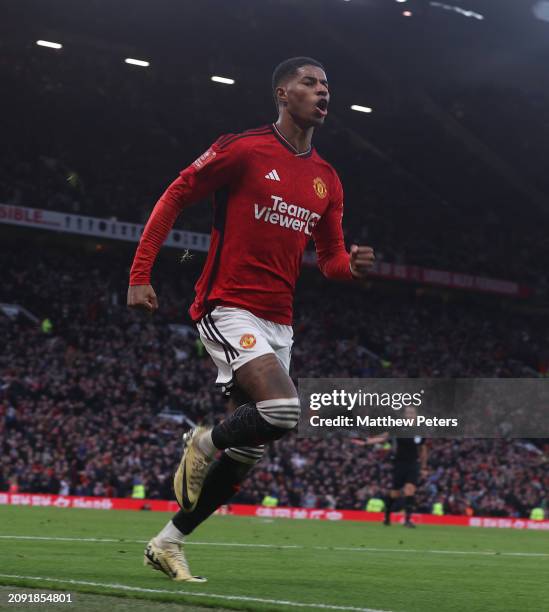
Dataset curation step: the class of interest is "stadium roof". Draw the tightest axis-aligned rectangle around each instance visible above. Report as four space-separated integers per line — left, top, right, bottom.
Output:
3 0 549 94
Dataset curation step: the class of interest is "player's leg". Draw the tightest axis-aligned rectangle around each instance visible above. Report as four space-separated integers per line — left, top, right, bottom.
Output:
401 459 419 527
168 325 294 536
146 309 294 581
210 353 298 445
177 353 297 511
171 387 265 537
383 489 400 526
385 462 405 525
403 482 417 527
147 359 292 581
176 309 296 512
145 392 264 582
172 441 262 534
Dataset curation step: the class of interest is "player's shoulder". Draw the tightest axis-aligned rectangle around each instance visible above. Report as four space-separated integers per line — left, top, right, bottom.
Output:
213 125 274 152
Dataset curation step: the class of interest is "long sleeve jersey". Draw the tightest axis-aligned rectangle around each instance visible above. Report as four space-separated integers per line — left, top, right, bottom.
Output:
130 124 353 325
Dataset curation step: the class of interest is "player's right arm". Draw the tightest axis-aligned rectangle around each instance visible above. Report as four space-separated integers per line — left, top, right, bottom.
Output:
313 173 375 281
127 137 245 312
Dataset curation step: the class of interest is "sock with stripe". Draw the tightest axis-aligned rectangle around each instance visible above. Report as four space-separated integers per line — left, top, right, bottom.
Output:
210 399 300 448
172 451 258 536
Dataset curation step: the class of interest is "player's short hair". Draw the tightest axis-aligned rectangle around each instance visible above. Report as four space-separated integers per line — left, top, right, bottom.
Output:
272 56 325 108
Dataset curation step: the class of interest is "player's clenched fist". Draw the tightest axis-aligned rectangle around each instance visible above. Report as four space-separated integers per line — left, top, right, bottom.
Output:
127 284 159 314
349 244 375 279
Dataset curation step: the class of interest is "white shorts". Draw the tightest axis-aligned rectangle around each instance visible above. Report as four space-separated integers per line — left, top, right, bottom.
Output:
196 306 293 388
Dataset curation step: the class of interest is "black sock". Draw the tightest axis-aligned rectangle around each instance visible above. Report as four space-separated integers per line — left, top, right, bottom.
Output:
172 453 253 536
384 495 395 521
404 495 415 521
211 402 291 448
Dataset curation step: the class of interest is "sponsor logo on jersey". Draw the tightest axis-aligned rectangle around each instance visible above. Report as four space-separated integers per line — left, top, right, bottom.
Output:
192 148 216 170
313 177 328 199
254 195 321 236
239 334 257 349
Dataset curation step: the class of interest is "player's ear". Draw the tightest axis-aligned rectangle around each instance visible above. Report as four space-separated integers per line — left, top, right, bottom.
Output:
276 85 288 106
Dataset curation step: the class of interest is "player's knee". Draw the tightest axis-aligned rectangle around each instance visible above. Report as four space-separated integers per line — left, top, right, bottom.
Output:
256 397 301 433
225 444 265 465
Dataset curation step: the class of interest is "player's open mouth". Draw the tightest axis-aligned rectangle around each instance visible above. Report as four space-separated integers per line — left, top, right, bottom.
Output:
315 99 328 116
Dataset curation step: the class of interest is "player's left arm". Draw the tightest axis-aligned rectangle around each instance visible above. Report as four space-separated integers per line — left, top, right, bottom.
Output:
312 175 375 280
128 136 246 311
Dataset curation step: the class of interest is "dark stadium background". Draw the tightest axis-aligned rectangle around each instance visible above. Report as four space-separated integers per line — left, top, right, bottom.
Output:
1 0 548 521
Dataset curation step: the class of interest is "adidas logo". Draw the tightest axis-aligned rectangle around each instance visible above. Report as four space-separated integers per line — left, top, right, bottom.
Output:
265 169 281 181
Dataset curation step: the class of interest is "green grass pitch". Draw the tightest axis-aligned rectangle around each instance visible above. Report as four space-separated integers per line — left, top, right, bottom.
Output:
0 506 547 612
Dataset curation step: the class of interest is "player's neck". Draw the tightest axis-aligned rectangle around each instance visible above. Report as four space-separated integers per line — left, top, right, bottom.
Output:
274 116 314 154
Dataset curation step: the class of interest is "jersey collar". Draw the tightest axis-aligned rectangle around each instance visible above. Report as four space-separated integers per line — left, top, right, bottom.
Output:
271 124 313 158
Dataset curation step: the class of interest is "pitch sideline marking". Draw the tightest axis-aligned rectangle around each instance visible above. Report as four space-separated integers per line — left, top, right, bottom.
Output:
0 535 548 558
318 546 549 558
0 574 390 612
0 536 299 549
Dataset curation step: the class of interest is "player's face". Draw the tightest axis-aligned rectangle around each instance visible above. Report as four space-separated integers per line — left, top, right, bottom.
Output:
280 65 330 127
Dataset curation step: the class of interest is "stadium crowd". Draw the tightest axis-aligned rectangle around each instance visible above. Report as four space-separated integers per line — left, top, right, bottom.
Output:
1 243 547 518
236 437 547 517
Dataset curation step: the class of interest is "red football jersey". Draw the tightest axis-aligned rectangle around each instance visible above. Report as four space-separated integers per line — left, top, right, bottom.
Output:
130 124 353 324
